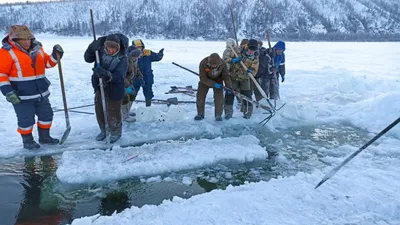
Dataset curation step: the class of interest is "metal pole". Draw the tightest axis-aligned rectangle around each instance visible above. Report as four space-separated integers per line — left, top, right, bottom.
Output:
315 116 400 189
90 9 110 145
56 53 71 144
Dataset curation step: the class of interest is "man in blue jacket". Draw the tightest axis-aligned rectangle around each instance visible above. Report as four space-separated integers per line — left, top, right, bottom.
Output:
129 39 164 107
84 33 128 143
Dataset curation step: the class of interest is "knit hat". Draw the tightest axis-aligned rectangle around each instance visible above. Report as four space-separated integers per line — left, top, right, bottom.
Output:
226 38 236 48
133 39 145 48
104 34 120 50
248 39 258 51
9 25 34 40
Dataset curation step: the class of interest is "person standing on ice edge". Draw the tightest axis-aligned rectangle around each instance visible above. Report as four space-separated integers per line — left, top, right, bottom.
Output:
224 38 259 119
84 33 129 143
0 25 64 150
121 46 143 123
129 39 164 107
195 53 232 121
272 41 286 84
253 41 279 100
254 40 286 100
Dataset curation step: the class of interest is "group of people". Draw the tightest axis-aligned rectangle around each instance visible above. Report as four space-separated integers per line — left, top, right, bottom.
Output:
0 25 163 149
0 24 285 150
84 33 164 144
195 38 286 121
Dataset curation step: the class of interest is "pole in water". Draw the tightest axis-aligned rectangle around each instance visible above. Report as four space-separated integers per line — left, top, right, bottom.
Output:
56 53 71 145
315 116 400 189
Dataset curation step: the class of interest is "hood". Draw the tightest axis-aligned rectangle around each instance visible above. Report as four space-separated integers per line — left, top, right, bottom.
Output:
273 41 286 51
226 38 236 48
132 39 145 49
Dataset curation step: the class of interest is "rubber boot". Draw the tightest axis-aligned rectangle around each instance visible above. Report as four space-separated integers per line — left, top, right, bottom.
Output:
145 98 152 107
38 128 59 144
110 134 121 143
194 114 204 121
215 115 222 121
96 130 106 141
224 105 233 120
21 134 40 150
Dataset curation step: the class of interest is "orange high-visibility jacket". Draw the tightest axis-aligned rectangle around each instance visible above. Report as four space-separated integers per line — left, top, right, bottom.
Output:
0 35 57 100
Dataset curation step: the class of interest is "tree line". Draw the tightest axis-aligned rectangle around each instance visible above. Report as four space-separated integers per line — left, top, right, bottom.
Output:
0 0 399 41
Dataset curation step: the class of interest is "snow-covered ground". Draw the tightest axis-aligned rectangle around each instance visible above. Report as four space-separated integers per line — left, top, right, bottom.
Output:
0 36 399 224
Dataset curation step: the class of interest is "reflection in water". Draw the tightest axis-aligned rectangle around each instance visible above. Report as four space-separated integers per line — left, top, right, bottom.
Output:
99 190 131 216
15 156 71 225
196 177 217 192
0 122 372 224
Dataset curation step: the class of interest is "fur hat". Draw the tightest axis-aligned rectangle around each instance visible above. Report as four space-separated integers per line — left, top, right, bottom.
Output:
208 53 221 66
9 25 34 40
128 47 142 58
104 34 120 50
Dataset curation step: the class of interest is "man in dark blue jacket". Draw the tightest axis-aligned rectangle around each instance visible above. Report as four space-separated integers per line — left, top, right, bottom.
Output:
129 39 164 106
84 33 128 143
254 40 286 100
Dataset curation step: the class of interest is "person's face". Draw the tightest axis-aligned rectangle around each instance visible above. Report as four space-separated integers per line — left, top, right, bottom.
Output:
275 49 284 55
106 46 118 56
210 64 219 69
247 46 257 55
137 46 144 52
15 38 31 50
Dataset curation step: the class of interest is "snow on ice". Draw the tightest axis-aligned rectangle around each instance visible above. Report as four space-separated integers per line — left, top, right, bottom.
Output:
0 36 399 224
56 135 267 184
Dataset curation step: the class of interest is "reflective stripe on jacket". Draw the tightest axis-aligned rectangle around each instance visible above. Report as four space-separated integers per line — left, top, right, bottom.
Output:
0 35 56 100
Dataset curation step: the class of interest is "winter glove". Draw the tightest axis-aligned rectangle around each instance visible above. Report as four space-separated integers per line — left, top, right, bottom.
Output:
126 86 134 94
89 40 102 52
92 67 112 81
281 74 285 83
6 91 21 105
158 48 164 57
232 57 241 64
213 83 222 89
52 44 64 60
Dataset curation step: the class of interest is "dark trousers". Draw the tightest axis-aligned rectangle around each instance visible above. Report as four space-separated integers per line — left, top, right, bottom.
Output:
134 84 154 100
224 78 253 116
95 91 122 136
13 97 53 134
254 75 279 100
196 82 223 117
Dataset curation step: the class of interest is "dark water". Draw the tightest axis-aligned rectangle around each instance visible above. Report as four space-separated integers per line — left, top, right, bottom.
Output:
0 122 370 225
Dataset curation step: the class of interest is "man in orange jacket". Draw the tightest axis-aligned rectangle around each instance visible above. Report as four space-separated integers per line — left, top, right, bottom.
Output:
0 25 64 149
